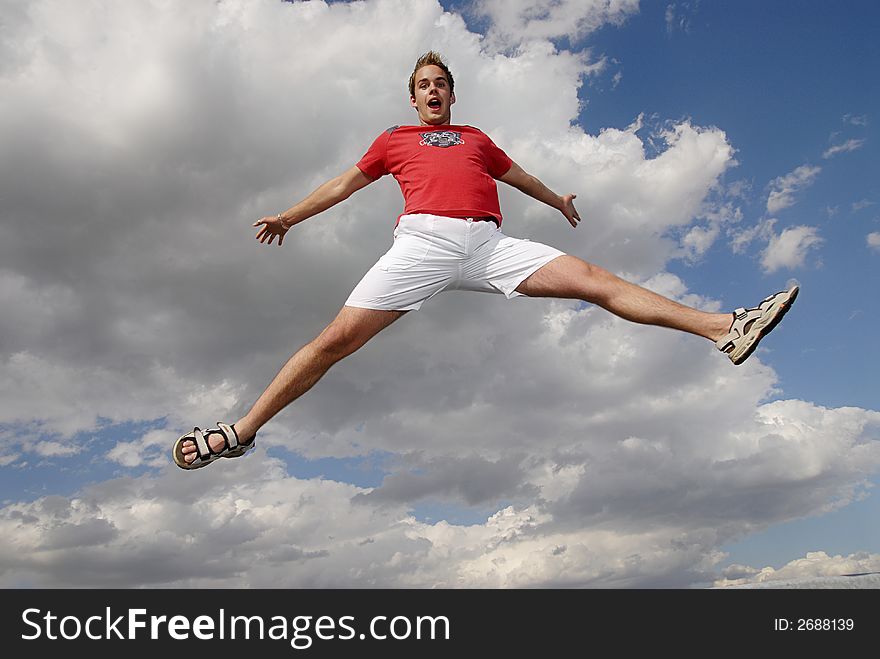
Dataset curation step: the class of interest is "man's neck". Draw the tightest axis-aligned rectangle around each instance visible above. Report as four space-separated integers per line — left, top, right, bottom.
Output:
419 115 452 127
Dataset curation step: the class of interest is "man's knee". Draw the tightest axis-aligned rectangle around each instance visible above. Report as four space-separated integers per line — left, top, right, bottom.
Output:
577 261 620 304
520 255 610 301
553 257 616 303
312 308 402 360
313 321 362 360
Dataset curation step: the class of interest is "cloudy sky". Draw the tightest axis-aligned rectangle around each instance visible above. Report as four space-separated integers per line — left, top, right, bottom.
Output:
1 0 877 588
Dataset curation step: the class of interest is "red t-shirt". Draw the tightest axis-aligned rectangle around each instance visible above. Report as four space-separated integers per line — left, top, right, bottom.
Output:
356 125 513 225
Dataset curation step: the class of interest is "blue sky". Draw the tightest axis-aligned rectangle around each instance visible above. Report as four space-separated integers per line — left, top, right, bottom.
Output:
0 0 878 587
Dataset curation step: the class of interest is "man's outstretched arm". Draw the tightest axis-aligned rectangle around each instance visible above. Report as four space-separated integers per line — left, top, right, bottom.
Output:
498 161 581 228
254 166 375 246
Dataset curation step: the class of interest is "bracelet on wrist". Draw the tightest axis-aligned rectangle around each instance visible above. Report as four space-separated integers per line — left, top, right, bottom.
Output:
277 213 291 230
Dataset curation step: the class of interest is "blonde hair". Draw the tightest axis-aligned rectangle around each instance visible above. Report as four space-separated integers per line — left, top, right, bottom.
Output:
408 51 454 97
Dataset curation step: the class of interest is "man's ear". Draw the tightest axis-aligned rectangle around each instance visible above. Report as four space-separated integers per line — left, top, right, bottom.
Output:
450 91 456 106
410 95 417 109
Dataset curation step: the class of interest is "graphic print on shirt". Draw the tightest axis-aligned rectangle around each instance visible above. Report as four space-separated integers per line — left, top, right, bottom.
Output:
419 130 464 148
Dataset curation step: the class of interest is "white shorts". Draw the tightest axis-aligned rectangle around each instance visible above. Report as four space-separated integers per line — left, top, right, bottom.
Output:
345 214 566 311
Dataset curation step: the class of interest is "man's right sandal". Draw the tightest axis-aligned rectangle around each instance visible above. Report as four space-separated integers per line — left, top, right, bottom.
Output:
172 422 256 470
716 285 799 365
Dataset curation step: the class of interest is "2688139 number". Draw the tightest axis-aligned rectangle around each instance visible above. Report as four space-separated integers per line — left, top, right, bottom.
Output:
797 618 854 631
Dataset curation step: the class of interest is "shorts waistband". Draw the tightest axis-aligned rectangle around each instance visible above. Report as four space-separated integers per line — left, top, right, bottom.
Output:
454 215 499 226
397 213 500 230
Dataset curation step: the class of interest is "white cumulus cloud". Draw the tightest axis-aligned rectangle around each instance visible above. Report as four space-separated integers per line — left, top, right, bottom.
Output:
760 225 823 273
766 164 821 214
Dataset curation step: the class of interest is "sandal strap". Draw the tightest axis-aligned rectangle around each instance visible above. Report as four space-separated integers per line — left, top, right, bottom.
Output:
218 422 239 451
192 425 234 461
715 331 737 351
199 423 246 460
715 307 762 350
193 427 211 458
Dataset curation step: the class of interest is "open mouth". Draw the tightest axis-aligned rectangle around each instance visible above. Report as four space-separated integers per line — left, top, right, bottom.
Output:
427 98 442 110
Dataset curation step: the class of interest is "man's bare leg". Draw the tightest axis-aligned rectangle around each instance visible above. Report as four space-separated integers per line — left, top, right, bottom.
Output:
515 255 732 341
179 306 406 463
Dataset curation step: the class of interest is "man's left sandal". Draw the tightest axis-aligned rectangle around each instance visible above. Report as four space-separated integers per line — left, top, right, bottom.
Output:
172 422 256 470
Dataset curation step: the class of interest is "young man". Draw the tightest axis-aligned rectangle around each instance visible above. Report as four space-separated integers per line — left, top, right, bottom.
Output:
173 52 798 470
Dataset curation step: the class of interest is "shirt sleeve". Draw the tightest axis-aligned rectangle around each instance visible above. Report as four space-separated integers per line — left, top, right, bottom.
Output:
355 128 394 180
482 133 514 179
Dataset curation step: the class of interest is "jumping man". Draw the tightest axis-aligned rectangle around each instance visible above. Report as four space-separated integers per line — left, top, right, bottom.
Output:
173 51 798 469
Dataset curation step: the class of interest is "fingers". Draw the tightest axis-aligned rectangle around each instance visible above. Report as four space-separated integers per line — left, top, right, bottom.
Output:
261 230 283 246
254 218 287 246
567 194 580 228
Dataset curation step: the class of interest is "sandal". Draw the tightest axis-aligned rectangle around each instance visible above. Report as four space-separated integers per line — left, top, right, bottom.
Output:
716 285 799 365
172 422 256 470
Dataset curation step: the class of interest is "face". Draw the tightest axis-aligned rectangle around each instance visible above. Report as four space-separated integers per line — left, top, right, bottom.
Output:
410 64 455 126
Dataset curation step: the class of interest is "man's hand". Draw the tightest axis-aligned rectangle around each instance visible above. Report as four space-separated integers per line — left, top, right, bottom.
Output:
499 161 582 228
250 166 374 248
560 193 581 228
253 214 290 246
